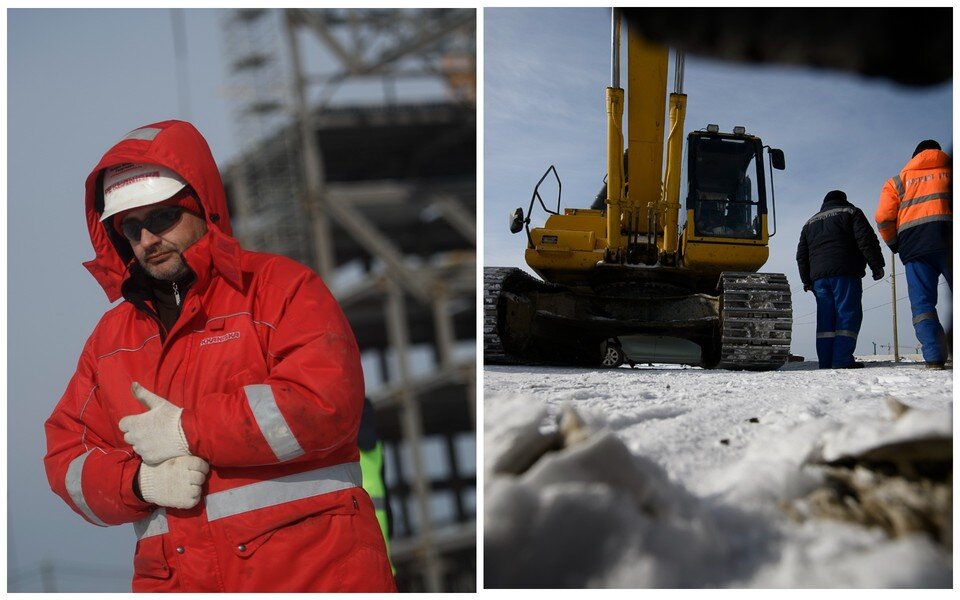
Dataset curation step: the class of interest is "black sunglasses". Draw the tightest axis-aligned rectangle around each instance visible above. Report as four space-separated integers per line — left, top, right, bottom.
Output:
120 206 185 242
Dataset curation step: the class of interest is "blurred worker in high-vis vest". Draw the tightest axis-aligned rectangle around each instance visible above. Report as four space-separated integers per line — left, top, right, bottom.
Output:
359 397 393 568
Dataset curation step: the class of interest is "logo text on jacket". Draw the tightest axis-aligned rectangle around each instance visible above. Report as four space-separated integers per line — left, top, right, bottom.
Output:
200 331 241 347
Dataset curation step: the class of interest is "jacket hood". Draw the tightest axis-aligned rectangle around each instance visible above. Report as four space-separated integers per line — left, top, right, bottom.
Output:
83 120 241 302
905 148 951 171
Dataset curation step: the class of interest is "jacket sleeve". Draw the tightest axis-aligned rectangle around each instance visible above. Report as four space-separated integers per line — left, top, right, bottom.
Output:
853 208 885 272
796 227 811 287
44 337 153 527
181 261 364 467
875 177 901 252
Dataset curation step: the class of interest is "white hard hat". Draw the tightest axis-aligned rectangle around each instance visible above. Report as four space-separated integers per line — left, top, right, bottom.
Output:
100 162 187 221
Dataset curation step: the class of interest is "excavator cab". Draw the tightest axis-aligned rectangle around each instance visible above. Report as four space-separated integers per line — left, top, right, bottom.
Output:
681 127 784 278
688 128 764 239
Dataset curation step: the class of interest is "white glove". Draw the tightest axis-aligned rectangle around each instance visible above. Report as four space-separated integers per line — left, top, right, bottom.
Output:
138 456 210 509
119 382 191 465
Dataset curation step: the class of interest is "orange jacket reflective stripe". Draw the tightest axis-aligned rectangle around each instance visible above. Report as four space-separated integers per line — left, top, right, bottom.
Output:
875 149 951 256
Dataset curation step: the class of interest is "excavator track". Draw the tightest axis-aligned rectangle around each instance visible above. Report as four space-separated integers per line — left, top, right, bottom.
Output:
487 268 793 370
484 267 525 365
485 267 598 367
716 272 792 371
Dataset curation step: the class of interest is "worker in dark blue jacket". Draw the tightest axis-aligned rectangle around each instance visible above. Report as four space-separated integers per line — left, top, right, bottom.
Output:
797 190 885 368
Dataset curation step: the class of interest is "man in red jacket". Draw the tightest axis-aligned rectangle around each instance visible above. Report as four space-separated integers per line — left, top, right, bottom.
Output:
44 120 396 592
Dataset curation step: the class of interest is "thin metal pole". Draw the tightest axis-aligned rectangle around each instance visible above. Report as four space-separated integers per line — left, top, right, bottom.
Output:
40 559 57 593
891 249 900 362
170 9 191 120
284 10 336 278
385 280 443 591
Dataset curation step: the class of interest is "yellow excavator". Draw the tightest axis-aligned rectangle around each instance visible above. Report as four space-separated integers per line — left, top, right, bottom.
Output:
484 9 791 370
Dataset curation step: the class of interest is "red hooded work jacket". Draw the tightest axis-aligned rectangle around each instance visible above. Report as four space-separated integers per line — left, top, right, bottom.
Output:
44 120 396 592
875 148 952 263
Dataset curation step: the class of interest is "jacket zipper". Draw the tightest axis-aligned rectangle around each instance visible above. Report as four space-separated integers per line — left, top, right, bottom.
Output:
127 277 192 343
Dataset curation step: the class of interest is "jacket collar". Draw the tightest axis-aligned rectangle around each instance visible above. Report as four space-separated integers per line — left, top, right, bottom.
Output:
184 227 243 296
820 197 853 212
118 228 243 305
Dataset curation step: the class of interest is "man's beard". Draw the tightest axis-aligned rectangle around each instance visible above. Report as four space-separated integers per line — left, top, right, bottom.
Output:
138 246 191 281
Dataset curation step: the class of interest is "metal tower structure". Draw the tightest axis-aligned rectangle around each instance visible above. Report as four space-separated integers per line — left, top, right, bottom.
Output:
221 8 476 592
221 9 313 267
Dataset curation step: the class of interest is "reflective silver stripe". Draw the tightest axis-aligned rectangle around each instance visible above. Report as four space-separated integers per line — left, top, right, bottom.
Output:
877 220 898 246
134 508 168 540
898 214 952 233
836 330 858 339
205 462 362 521
122 127 162 141
893 175 905 199
900 192 951 210
65 451 108 527
805 206 856 226
913 312 939 325
816 332 836 339
371 496 387 511
245 384 305 462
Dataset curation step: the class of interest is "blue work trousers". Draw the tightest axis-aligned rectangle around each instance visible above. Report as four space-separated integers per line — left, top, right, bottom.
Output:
905 253 952 363
813 276 863 368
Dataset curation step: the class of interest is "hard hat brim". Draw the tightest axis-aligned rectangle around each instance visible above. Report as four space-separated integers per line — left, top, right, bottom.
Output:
100 163 188 222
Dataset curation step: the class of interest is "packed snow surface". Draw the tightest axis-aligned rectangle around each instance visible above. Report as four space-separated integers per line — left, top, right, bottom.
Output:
483 360 952 588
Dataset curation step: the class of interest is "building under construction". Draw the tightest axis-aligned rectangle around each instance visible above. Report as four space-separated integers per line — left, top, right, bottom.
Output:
220 9 476 592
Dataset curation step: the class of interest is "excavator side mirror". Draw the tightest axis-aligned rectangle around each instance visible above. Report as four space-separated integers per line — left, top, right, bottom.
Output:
509 207 525 234
770 148 786 170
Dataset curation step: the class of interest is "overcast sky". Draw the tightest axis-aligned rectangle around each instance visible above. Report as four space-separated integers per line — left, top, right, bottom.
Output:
483 7 953 363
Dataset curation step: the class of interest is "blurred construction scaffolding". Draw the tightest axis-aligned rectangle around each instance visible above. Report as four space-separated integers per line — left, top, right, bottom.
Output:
220 8 476 592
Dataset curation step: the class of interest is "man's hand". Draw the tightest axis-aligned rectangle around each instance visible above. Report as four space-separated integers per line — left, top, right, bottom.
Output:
119 382 191 465
872 267 885 280
138 456 210 509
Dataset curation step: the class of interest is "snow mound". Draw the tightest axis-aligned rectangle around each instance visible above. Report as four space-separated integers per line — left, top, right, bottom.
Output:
698 418 837 507
485 419 732 587
814 403 952 463
484 372 953 588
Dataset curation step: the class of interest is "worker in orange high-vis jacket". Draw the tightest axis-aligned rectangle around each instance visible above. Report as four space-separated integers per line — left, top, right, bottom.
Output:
875 139 953 369
43 120 396 592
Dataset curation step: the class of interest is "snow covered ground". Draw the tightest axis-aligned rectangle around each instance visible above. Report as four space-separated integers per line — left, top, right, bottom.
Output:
483 360 952 588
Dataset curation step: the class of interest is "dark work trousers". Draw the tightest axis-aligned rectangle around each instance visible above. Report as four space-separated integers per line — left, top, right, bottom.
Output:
813 275 863 368
905 253 953 363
